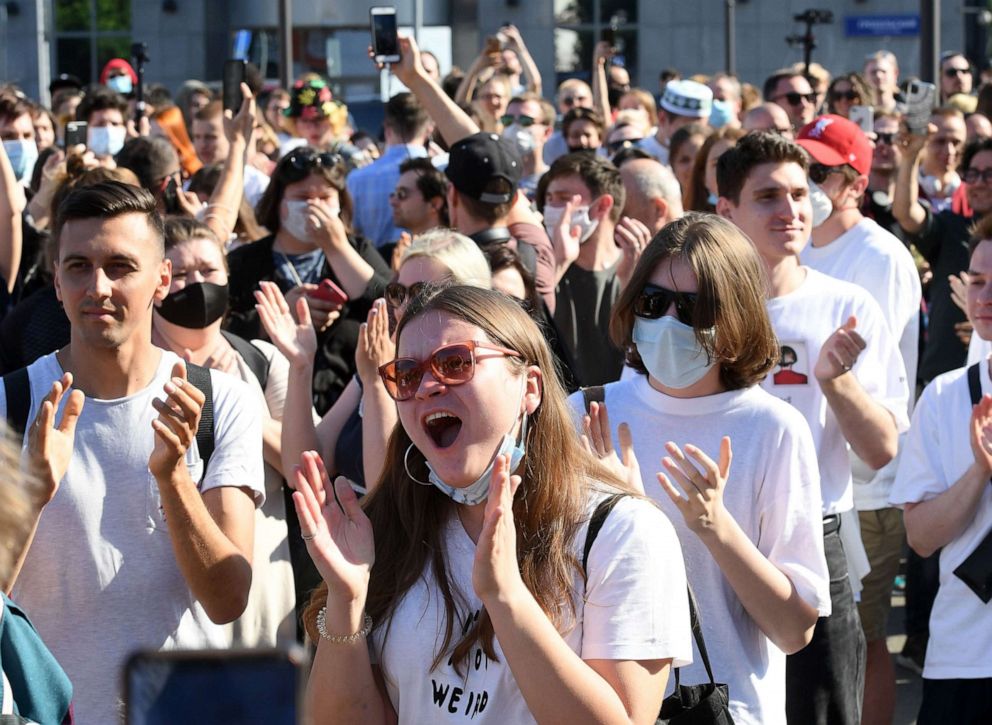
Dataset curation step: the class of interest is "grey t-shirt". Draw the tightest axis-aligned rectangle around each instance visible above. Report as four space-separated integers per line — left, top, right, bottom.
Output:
553 260 625 386
3 350 264 723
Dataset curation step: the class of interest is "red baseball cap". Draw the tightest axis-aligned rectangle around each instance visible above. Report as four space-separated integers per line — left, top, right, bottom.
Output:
796 114 873 176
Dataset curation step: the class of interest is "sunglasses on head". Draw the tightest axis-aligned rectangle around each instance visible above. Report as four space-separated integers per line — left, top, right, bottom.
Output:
634 284 698 326
500 113 537 127
385 281 430 307
830 90 860 102
283 149 343 179
378 341 522 402
809 162 847 184
774 91 817 106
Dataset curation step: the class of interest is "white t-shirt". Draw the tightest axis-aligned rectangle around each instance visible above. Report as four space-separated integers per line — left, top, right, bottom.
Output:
244 164 271 208
568 377 831 725
889 359 992 679
3 350 265 724
762 268 910 514
372 491 692 724
800 218 921 510
967 333 991 366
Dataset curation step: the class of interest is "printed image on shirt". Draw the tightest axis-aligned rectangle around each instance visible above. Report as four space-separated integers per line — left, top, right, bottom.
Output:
773 343 810 385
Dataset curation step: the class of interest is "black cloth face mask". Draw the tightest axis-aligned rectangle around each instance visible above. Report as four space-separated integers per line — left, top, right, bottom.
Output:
156 282 229 329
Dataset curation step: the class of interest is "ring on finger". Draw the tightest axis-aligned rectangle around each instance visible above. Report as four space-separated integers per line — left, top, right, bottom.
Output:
301 531 317 541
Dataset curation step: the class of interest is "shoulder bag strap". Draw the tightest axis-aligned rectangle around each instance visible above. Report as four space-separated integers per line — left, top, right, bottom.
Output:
968 362 982 406
185 363 215 476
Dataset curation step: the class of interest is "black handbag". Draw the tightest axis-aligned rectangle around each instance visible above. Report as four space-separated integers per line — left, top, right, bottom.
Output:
584 495 735 725
953 364 992 603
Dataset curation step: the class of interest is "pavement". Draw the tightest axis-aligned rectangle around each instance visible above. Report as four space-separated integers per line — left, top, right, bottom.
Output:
887 592 922 724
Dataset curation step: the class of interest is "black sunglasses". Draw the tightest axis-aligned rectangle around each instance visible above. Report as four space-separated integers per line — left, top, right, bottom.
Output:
385 280 429 307
774 91 817 106
809 162 847 185
500 113 537 127
634 284 698 325
830 90 860 102
875 132 896 146
944 67 971 78
283 148 343 180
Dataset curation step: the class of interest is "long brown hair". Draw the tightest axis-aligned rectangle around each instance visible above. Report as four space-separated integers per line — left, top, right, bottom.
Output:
610 213 779 390
303 286 629 670
685 126 745 212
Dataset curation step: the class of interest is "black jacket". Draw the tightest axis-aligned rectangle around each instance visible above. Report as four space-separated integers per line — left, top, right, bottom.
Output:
224 233 391 414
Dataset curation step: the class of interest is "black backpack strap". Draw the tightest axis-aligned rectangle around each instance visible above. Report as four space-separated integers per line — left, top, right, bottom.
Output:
580 385 605 414
2 367 31 437
220 329 270 389
185 363 215 477
676 584 717 687
968 362 982 406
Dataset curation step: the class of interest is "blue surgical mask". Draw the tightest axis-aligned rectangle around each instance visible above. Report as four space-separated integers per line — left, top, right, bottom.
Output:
633 315 716 389
707 191 719 207
87 125 127 157
107 75 133 95
2 139 38 182
709 98 736 128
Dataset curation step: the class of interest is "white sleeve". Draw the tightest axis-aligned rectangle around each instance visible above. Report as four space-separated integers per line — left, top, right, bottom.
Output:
201 369 266 507
582 497 693 666
852 294 911 433
755 414 831 616
890 385 949 506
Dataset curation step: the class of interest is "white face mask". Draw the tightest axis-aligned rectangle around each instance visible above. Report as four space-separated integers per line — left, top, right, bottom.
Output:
107 75 133 95
542 203 599 244
808 179 833 228
87 125 127 157
633 315 716 389
501 124 535 156
281 200 339 240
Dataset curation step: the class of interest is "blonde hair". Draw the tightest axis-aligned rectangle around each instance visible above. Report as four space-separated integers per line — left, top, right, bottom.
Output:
401 229 492 289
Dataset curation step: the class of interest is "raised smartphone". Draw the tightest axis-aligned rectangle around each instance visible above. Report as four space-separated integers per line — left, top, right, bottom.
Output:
370 6 400 64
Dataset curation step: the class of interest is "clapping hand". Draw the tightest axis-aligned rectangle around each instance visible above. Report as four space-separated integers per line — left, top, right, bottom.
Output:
580 400 643 493
356 299 394 386
27 373 84 502
255 280 320 366
657 437 733 537
149 361 204 481
473 454 525 603
814 316 865 382
614 216 652 290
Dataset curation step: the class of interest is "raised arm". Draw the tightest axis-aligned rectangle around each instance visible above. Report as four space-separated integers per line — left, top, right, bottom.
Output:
502 25 542 96
892 128 930 236
454 49 497 108
200 82 255 243
591 42 613 125
0 141 23 293
354 299 397 489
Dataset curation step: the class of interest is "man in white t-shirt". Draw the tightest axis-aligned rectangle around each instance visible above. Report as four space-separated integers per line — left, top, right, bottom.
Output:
1 181 264 723
796 114 922 725
717 132 910 725
890 221 992 723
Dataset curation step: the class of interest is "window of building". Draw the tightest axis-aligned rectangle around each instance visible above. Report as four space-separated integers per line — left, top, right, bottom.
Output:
54 0 132 85
553 0 637 84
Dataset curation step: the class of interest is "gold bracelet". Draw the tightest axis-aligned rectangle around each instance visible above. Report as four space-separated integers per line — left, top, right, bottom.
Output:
316 608 373 644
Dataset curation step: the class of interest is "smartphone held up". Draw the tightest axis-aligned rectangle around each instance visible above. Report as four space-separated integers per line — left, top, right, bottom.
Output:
370 6 401 64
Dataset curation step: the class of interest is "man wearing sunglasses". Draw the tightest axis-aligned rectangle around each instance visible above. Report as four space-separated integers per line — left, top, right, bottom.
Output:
940 52 974 105
717 131 910 725
861 112 907 241
797 115 921 725
764 70 817 131
500 93 554 200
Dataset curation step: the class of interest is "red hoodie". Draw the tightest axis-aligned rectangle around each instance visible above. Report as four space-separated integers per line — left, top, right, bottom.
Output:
99 58 137 85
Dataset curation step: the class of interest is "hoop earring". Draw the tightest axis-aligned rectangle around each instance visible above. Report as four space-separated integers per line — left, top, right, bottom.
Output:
404 443 434 486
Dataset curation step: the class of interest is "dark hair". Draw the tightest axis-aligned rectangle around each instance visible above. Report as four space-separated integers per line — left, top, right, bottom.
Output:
561 107 605 138
254 146 354 232
762 71 803 101
398 157 450 227
542 152 625 223
716 131 809 204
669 123 709 169
162 215 228 271
686 127 745 212
115 137 180 191
187 164 267 242
145 84 173 111
53 180 164 256
384 92 430 142
455 180 514 225
484 244 540 316
75 86 128 124
508 92 556 126
193 100 223 122
970 210 992 252
0 92 31 125
826 73 871 114
610 213 779 389
961 137 992 173
612 146 655 167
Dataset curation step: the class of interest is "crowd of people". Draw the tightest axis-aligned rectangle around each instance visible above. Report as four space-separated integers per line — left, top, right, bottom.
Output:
0 26 990 725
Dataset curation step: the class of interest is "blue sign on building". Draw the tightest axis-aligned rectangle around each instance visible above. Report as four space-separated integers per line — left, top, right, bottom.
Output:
845 15 921 37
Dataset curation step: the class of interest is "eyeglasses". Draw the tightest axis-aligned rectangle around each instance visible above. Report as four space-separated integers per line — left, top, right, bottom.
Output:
283 148 343 180
634 284 698 325
378 341 522 402
500 113 537 127
385 280 429 307
389 187 416 201
809 163 847 184
773 92 817 106
830 90 860 102
875 132 896 146
963 167 992 185
944 67 971 78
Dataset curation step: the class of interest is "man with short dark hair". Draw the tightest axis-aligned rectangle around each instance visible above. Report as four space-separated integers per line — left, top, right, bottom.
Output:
116 136 183 212
501 92 554 198
346 91 433 248
940 51 973 104
718 132 909 725
3 181 263 722
75 86 129 159
390 157 448 235
764 71 817 130
562 107 605 153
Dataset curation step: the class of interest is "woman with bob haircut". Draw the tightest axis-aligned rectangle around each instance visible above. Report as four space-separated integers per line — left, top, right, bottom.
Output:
226 145 391 414
294 285 692 723
574 213 831 725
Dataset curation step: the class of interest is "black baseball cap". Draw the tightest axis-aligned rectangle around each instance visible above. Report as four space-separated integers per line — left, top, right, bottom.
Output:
49 73 83 94
445 133 521 204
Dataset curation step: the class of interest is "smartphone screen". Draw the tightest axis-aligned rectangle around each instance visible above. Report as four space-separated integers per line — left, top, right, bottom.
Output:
125 649 303 724
849 105 873 135
65 121 88 149
370 7 400 63
223 59 246 113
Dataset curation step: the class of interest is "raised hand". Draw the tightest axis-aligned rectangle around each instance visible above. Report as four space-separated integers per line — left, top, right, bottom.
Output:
814 315 865 382
293 451 374 605
255 280 319 366
149 360 204 481
26 373 84 501
355 299 395 385
969 394 992 475
614 216 651 290
580 400 643 493
223 82 256 150
473 454 525 603
549 195 582 274
949 272 970 314
657 437 733 537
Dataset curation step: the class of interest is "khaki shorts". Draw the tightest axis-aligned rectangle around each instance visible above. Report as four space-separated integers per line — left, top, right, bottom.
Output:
857 507 905 642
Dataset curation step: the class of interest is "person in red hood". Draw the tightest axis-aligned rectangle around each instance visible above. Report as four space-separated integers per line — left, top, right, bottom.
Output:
100 58 137 96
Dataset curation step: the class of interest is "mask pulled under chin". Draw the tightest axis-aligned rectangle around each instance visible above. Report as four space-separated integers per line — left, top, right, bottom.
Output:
808 180 833 228
156 282 229 329
542 204 599 244
633 315 716 389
